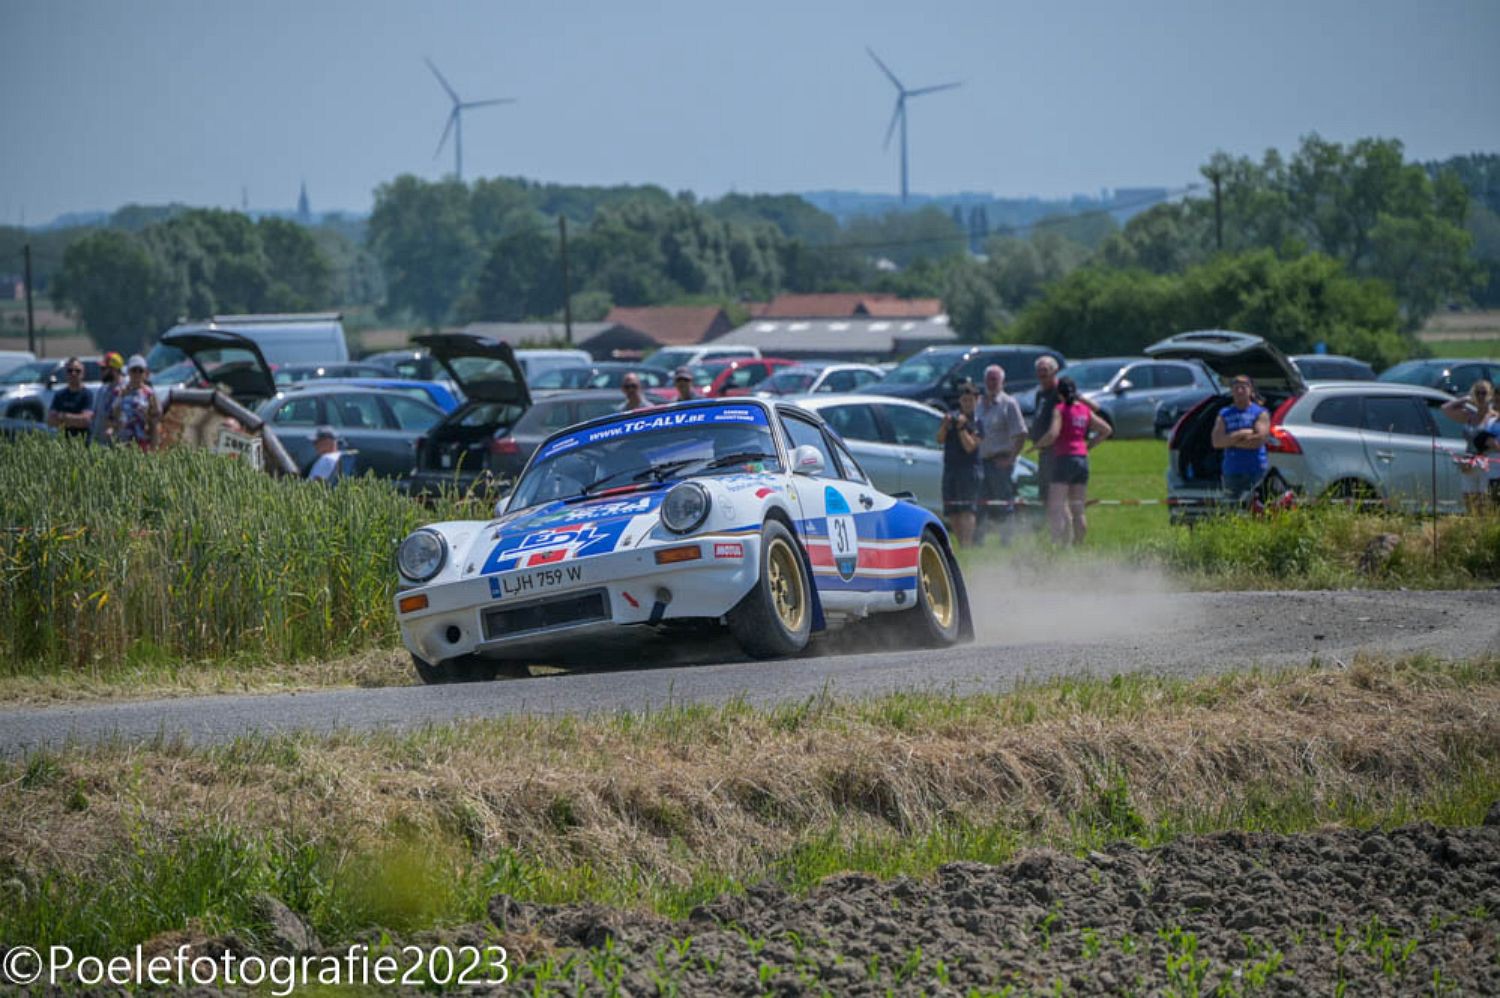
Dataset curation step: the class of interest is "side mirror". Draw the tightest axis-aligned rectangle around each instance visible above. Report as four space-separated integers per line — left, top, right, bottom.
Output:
1113 379 1133 394
792 444 825 477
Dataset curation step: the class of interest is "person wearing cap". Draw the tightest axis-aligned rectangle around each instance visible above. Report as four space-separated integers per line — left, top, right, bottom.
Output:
305 425 347 481
46 356 94 439
620 372 650 411
1211 374 1270 505
109 355 161 450
936 379 984 547
672 367 696 403
90 352 126 445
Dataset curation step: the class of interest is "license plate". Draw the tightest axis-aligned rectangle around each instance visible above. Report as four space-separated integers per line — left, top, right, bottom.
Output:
488 564 584 600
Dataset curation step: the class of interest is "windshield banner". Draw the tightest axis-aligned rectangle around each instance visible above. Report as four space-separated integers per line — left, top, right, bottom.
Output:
534 405 768 463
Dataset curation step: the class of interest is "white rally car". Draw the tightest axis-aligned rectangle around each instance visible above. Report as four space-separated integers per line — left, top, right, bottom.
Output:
394 398 973 682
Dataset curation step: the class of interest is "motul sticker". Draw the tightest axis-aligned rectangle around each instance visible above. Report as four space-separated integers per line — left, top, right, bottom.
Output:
714 542 744 559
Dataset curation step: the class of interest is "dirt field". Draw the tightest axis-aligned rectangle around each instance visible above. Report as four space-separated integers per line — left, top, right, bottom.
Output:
1419 309 1500 342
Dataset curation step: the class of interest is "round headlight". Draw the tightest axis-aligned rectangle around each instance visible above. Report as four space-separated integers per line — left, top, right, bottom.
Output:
397 529 448 582
660 482 711 534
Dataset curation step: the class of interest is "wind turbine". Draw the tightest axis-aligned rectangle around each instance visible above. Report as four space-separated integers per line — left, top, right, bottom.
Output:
426 57 515 182
866 47 962 203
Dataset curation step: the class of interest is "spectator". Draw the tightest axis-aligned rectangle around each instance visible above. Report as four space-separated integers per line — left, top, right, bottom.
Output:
975 363 1027 543
621 373 649 411
109 355 161 450
1441 380 1498 513
673 367 696 402
1210 374 1269 504
46 357 93 439
90 352 125 445
937 379 984 547
305 425 347 481
1035 376 1112 545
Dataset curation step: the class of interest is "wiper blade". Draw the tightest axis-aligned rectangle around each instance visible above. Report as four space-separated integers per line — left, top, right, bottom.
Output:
578 458 699 496
697 451 778 471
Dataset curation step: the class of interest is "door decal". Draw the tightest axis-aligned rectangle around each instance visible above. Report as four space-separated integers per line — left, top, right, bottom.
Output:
824 486 859 581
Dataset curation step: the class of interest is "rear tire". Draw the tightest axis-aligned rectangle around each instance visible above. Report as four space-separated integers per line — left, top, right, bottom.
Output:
1322 479 1379 510
728 520 813 659
410 653 530 684
896 531 963 647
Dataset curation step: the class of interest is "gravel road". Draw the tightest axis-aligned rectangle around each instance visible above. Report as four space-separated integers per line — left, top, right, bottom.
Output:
1 589 1496 755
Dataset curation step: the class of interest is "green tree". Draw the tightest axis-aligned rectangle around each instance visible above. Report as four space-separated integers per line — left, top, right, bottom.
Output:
258 217 333 310
51 230 179 354
368 175 479 326
461 229 562 321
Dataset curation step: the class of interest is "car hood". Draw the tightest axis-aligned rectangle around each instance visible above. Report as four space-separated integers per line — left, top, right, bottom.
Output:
414 333 531 406
472 489 669 575
1144 330 1305 393
158 327 278 406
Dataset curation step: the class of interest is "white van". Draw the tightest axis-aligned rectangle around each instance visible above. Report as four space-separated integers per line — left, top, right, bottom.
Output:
147 313 349 380
645 344 761 371
513 348 592 381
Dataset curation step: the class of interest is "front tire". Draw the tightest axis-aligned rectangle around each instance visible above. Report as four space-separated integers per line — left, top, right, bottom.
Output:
728 520 813 659
410 653 530 684
897 531 963 647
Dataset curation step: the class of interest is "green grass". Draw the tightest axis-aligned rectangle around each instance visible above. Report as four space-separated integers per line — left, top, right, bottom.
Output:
4 658 1497 956
1420 337 1500 359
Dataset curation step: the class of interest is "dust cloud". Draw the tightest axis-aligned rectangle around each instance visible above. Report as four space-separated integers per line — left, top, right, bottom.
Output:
961 555 1191 647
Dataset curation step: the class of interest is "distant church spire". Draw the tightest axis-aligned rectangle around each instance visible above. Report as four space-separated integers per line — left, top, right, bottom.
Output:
297 181 311 223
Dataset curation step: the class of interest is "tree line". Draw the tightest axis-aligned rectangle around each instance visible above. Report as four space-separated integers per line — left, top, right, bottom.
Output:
20 137 1498 365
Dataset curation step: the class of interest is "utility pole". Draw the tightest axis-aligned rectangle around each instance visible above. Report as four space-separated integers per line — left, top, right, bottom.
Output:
558 215 573 346
1210 170 1224 252
23 243 36 356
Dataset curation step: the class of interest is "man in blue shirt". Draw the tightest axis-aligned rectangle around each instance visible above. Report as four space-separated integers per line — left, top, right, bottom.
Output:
1210 374 1270 503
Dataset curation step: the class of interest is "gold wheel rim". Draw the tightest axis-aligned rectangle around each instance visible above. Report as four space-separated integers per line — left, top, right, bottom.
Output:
919 541 955 631
766 537 807 633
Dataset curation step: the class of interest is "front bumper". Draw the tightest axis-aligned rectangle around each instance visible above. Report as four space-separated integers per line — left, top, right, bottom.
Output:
395 534 761 662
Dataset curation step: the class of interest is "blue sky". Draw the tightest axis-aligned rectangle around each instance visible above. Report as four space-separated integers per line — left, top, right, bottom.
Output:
4 0 1498 223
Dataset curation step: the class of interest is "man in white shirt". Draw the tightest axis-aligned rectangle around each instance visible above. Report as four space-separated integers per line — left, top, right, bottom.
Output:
975 364 1027 543
306 425 346 481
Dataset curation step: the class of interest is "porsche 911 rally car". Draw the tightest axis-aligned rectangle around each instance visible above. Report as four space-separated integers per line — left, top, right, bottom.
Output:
394 398 973 682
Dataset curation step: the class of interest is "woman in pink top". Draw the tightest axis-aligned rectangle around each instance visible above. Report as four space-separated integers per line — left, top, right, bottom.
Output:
1036 376 1112 544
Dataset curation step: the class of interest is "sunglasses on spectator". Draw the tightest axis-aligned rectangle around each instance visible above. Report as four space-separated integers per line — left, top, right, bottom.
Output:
66 367 83 375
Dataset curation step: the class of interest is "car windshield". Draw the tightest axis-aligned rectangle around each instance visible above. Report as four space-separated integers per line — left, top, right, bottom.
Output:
508 404 783 511
1060 360 1128 391
691 363 727 387
1377 361 1438 384
645 348 694 370
760 369 817 394
881 352 955 386
1 361 55 385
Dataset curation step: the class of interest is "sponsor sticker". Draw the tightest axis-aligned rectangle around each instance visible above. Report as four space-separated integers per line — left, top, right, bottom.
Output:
713 542 744 560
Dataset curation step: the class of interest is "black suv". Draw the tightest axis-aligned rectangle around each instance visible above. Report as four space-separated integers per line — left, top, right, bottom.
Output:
857 345 1065 411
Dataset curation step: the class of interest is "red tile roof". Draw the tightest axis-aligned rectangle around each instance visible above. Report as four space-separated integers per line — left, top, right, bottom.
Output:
757 293 944 319
604 306 730 347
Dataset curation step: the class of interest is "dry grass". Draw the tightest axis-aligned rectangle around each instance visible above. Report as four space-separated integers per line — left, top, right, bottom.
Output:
0 647 414 706
3 657 1497 947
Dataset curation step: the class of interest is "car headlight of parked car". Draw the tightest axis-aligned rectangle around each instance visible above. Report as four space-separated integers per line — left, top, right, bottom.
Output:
660 482 711 534
397 529 448 582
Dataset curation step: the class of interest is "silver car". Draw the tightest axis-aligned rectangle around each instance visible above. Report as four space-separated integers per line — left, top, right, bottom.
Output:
753 362 885 397
1016 356 1218 438
1152 330 1467 520
789 394 1039 516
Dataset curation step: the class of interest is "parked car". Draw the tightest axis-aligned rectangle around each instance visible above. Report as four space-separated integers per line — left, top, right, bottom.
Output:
858 345 1066 413
1 357 103 421
284 377 463 414
1290 354 1377 382
363 348 448 382
1014 356 1219 438
258 385 447 478
1376 358 1500 395
514 349 593 381
530 363 671 391
487 390 625 481
754 362 885 397
405 333 532 497
644 344 761 370
0 350 36 377
1151 330 1471 521
393 397 972 682
790 394 1040 517
685 358 797 398
157 328 280 409
148 312 349 375
272 362 393 386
